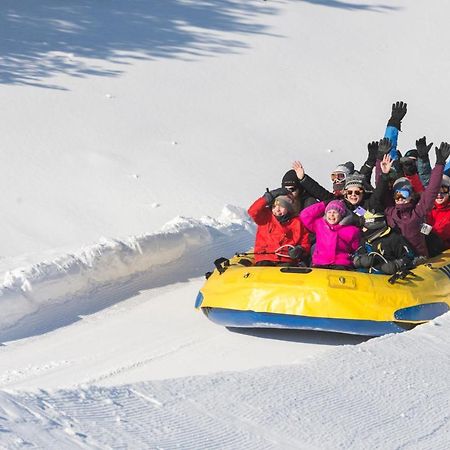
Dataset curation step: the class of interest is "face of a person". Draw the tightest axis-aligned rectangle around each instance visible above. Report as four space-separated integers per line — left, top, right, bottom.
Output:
272 204 288 217
285 186 299 198
394 190 411 204
326 209 341 224
331 172 346 184
435 186 450 205
345 188 364 206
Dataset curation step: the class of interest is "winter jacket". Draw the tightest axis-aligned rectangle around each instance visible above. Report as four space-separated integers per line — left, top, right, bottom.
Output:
384 164 444 257
385 125 401 162
417 157 432 187
300 201 361 267
355 226 415 269
298 173 386 214
248 196 310 264
427 200 450 250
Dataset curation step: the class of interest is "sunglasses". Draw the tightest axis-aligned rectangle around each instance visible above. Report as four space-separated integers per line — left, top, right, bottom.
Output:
285 186 298 193
394 189 411 200
346 189 363 196
331 172 346 182
439 186 450 194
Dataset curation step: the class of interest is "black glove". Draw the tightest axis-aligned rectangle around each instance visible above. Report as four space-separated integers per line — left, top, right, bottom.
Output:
288 245 304 260
366 141 379 166
353 254 374 269
380 258 408 275
377 137 392 160
339 211 357 226
387 101 407 130
263 187 290 204
399 157 417 176
435 142 450 165
415 136 433 160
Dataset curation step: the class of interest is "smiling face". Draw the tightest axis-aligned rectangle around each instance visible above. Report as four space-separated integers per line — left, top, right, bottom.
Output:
345 188 364 206
435 186 450 205
325 209 341 225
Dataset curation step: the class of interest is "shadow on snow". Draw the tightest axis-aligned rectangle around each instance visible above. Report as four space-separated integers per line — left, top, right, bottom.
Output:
0 0 277 89
297 0 399 11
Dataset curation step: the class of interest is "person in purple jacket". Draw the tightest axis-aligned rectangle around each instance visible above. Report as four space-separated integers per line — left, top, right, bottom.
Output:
383 142 450 257
300 199 361 270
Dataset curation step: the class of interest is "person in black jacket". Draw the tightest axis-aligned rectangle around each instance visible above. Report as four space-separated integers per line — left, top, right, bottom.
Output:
352 211 417 274
280 169 317 216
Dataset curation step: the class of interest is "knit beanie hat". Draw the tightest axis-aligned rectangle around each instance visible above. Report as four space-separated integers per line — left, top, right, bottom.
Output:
273 195 294 212
442 174 450 187
325 200 346 217
281 170 301 190
345 173 365 190
392 177 413 193
332 161 354 177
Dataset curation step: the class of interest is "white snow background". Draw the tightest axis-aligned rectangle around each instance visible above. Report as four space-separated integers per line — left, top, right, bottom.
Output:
1 0 450 448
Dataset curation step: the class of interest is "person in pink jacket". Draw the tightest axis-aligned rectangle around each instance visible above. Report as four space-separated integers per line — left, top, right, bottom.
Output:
300 200 361 269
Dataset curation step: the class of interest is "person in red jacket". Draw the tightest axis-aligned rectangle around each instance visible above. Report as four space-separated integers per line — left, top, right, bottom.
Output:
427 175 450 250
248 188 310 266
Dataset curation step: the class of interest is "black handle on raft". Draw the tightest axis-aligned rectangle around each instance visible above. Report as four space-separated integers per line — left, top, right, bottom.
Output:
388 270 415 284
214 257 230 275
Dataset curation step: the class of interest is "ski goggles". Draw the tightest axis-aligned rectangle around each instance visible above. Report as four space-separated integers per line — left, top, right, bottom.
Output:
394 189 411 200
437 186 450 197
331 172 347 182
345 189 363 196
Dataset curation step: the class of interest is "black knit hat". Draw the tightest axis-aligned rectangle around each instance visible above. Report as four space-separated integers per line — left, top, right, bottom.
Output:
282 170 302 191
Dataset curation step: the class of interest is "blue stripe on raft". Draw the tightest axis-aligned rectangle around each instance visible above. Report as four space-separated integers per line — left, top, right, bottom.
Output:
394 302 449 321
195 292 204 308
202 307 415 337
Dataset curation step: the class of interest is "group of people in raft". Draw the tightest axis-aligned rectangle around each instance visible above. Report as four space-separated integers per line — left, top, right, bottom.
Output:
248 101 450 274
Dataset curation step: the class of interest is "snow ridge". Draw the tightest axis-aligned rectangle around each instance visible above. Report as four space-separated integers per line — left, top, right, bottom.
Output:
0 205 255 333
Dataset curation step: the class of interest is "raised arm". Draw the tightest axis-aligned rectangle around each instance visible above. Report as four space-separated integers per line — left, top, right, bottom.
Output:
415 143 450 217
367 154 392 211
299 201 326 233
359 141 378 187
415 136 433 186
292 161 335 202
385 101 407 161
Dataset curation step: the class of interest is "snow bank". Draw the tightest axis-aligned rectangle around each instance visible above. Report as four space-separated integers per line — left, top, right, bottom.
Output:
0 205 255 332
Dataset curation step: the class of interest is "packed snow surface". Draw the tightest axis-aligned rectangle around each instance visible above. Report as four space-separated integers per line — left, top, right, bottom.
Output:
1 0 450 448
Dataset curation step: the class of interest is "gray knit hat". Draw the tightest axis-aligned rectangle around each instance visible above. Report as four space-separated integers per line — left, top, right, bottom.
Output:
273 195 294 212
345 173 365 190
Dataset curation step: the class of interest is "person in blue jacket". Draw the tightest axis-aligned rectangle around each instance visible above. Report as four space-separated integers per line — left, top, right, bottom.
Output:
384 101 407 166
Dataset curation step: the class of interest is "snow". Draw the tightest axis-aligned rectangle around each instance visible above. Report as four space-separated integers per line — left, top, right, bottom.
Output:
1 0 450 448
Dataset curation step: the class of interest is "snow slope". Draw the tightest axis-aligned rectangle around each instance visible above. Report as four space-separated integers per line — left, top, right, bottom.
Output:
1 0 450 448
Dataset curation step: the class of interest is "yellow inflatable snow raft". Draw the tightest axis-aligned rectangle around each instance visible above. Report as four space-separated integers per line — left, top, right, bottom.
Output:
195 250 450 336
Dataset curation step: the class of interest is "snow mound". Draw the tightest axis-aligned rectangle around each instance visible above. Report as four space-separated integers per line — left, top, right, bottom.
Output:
0 206 255 332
